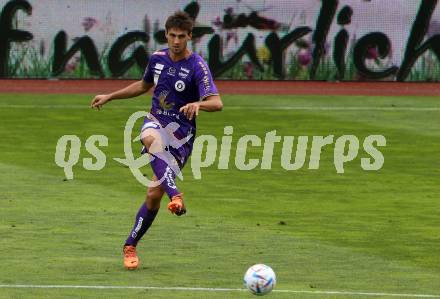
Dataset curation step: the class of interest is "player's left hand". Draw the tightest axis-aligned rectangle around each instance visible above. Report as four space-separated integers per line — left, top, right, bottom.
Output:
179 102 200 120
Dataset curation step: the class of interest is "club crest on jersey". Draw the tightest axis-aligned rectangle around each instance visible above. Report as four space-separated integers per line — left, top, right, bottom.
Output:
175 80 186 92
167 67 176 76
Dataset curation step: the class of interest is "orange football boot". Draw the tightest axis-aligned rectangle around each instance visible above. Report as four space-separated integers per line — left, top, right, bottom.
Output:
167 193 186 216
123 245 139 270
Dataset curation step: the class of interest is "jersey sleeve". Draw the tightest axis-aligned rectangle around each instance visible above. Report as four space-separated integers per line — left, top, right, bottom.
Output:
142 55 156 83
194 57 219 101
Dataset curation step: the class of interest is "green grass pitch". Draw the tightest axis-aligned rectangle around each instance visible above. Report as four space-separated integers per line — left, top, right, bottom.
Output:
0 93 439 298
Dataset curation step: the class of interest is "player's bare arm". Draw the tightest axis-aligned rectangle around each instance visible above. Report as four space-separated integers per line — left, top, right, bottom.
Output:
90 80 154 110
179 95 223 120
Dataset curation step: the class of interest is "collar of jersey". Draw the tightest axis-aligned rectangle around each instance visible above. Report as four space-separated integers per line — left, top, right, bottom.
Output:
165 48 194 63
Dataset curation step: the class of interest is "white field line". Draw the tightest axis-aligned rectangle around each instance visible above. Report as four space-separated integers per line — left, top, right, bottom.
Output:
0 285 439 298
0 104 440 111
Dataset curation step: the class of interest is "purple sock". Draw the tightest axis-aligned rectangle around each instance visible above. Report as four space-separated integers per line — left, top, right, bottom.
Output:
125 203 158 247
150 153 181 199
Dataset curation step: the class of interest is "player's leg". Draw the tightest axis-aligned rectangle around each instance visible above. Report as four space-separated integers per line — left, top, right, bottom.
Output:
145 175 164 210
141 127 186 215
124 175 164 247
123 175 164 270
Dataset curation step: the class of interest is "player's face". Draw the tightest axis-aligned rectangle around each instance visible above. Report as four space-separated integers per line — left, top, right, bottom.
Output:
166 28 192 55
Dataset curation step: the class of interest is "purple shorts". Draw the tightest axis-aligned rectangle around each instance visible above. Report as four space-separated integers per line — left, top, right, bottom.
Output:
140 116 193 168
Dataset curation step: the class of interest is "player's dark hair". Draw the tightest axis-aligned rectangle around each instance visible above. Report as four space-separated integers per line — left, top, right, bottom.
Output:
165 11 193 35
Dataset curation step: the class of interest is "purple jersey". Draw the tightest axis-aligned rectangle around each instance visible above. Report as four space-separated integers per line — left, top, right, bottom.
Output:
143 48 218 139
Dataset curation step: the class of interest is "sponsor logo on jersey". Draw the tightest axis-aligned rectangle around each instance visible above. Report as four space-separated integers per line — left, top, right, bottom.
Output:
155 109 181 119
178 72 188 79
158 90 173 110
175 80 186 92
197 61 211 91
180 67 190 73
153 63 164 85
167 67 176 76
154 63 164 70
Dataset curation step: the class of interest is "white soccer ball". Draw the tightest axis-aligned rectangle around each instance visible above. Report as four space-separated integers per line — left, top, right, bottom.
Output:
244 264 276 296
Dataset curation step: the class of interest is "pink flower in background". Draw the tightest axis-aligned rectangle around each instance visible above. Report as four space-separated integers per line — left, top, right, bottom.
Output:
82 17 97 32
295 39 312 67
297 48 312 66
226 31 238 46
243 62 253 79
65 63 76 73
366 46 379 60
65 57 80 73
212 16 222 28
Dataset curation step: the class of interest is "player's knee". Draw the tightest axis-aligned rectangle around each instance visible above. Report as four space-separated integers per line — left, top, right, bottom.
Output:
147 186 161 199
146 187 163 210
141 128 163 153
146 198 160 210
142 135 155 150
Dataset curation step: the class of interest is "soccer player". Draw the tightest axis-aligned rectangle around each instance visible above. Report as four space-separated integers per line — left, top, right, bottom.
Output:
90 11 222 270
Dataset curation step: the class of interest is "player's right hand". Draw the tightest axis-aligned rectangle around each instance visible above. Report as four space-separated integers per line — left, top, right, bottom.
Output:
91 94 111 110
